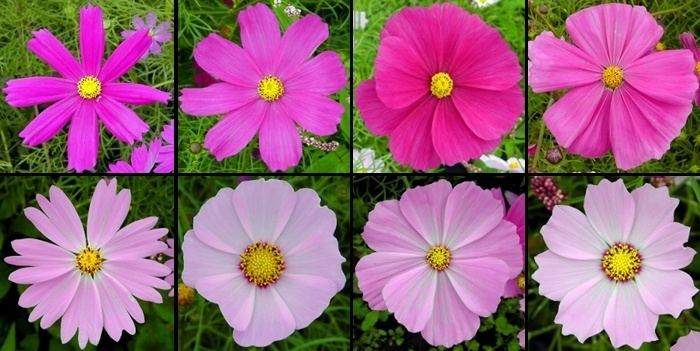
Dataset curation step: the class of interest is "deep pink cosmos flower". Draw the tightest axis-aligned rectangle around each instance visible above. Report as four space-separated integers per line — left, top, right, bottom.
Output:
180 3 347 171
3 179 171 349
355 180 522 347
672 331 700 351
529 4 698 170
182 179 345 346
532 179 698 349
356 3 523 171
108 139 161 173
492 190 525 298
680 32 700 105
2 5 170 172
121 12 173 60
155 120 174 173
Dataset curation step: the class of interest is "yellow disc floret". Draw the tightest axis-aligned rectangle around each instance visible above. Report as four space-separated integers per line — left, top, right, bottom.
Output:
426 245 451 271
75 246 105 276
257 75 285 102
76 75 102 99
695 61 700 76
655 42 666 51
239 242 285 287
602 243 641 282
430 72 453 99
602 66 624 90
517 273 525 292
178 283 196 306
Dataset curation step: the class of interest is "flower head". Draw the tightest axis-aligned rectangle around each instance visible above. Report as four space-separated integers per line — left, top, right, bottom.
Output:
532 179 698 349
121 12 172 60
182 179 345 346
155 120 174 173
2 5 170 172
180 4 347 171
108 139 161 173
4 179 171 349
356 4 523 171
356 180 522 347
679 32 700 105
529 4 698 170
353 148 385 173
480 154 525 173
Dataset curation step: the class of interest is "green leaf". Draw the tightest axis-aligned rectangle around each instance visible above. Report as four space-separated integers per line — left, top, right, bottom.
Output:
494 315 518 335
0 264 11 299
20 333 39 351
361 311 380 331
1 323 15 351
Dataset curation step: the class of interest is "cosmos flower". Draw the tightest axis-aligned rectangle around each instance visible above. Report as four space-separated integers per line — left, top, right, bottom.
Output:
356 3 523 171
480 154 525 173
532 179 698 349
180 3 347 171
4 179 171 349
672 331 700 351
353 148 385 173
2 5 170 172
679 32 700 105
164 238 174 297
492 190 525 298
121 12 173 60
108 139 161 173
155 120 174 173
473 0 501 8
182 179 345 346
529 4 698 170
356 180 522 347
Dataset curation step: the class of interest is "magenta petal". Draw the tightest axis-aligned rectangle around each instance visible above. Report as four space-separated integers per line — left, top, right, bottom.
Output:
284 51 347 95
94 96 149 144
237 3 281 73
108 161 135 173
279 93 343 136
375 36 430 109
19 96 79 146
355 79 406 136
625 50 697 105
102 82 170 105
388 97 441 170
67 102 99 172
193 33 261 87
203 100 266 161
4 77 75 108
98 29 151 82
528 32 602 93
276 14 328 78
603 283 658 349
451 84 523 140
180 83 258 116
28 30 83 80
258 104 302 171
421 274 480 347
79 5 105 75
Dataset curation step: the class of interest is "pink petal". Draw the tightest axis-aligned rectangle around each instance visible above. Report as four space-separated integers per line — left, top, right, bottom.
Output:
532 250 602 301
554 277 613 343
94 96 149 144
583 179 634 244
672 332 700 351
355 252 425 310
540 205 608 260
355 79 406 136
3 77 75 108
27 29 83 80
194 273 255 331
108 161 135 173
6 238 73 265
182 230 238 287
102 82 170 105
102 263 168 303
444 181 506 252
451 84 523 140
34 185 86 251
527 31 600 92
625 50 697 105
379 6 438 71
132 16 145 30
203 100 266 161
502 279 521 298
180 82 258 116
452 221 522 278
421 274 480 347
9 264 74 284
603 282 658 349
95 274 136 341
79 5 105 75
382 266 437 332
643 248 696 271
28 271 80 329
278 93 343 136
275 188 337 256
284 51 346 95
193 33 260 87
283 233 345 291
231 179 295 243
98 29 151 82
447 257 509 316
636 267 697 318
274 274 338 329
641 222 691 258
276 14 328 78
102 229 167 260
679 32 700 59
258 104 302 171
361 199 430 253
375 36 430 109
87 179 131 248
398 180 452 245
145 12 157 28
388 97 441 170
237 3 281 74
233 288 296 347
192 188 252 255
506 194 525 245
67 101 99 172
101 271 144 324
19 96 79 147
627 184 678 247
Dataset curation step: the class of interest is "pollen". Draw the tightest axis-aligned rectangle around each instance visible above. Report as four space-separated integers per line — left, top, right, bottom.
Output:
426 245 451 271
239 242 285 287
76 75 102 99
75 246 105 276
257 75 285 102
602 243 642 282
517 273 525 292
654 42 665 51
601 66 624 90
430 72 453 99
695 61 700 76
178 283 196 306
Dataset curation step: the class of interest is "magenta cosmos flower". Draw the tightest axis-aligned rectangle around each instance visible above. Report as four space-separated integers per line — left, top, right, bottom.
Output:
121 12 173 59
180 3 347 171
2 5 170 172
3 179 171 349
529 4 698 170
680 32 700 105
155 120 174 173
182 179 345 346
356 3 523 171
672 331 700 351
493 190 525 298
355 180 522 347
108 139 161 173
532 179 698 349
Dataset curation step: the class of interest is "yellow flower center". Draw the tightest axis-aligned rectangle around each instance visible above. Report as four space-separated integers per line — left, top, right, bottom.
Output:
430 72 453 99
426 245 451 271
602 243 641 282
178 283 196 306
517 273 525 292
695 61 700 76
602 66 624 90
655 42 665 51
76 75 102 99
257 75 285 102
239 242 285 287
75 246 105 276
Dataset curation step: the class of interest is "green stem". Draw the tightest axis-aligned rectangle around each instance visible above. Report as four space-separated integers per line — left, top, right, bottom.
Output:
194 303 204 351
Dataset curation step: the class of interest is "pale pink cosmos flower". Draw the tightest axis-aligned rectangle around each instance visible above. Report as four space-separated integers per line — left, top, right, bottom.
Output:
121 12 173 60
3 179 171 349
672 331 700 351
2 5 170 172
108 139 161 173
155 120 174 173
356 180 522 347
679 32 700 105
532 179 698 349
182 179 345 346
356 3 523 171
529 4 698 170
180 3 347 171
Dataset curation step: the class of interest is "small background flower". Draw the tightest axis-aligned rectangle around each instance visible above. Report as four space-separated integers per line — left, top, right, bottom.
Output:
121 12 173 60
0 0 173 173
353 148 385 173
0 176 174 350
527 176 700 350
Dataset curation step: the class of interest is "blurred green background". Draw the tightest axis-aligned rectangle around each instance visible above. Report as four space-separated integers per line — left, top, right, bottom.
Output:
0 176 174 350
527 176 700 350
353 175 525 350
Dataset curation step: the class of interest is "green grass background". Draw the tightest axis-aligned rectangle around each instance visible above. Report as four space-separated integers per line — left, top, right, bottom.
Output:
178 0 351 173
527 176 700 350
0 176 175 350
353 175 525 351
0 0 174 173
353 0 525 173
528 0 700 172
177 176 350 351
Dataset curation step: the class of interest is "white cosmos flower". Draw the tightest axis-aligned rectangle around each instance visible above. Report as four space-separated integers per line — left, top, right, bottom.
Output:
472 0 501 8
353 148 384 173
353 10 368 30
480 154 525 173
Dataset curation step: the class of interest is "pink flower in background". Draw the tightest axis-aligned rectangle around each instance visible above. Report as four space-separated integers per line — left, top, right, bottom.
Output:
180 3 347 171
532 179 698 349
182 179 345 346
356 180 522 347
679 32 700 105
108 139 161 173
529 4 698 170
155 120 174 173
492 190 525 298
356 3 523 171
2 5 170 172
672 331 700 351
518 298 525 348
164 238 174 297
4 179 171 349
121 12 173 60
193 61 218 87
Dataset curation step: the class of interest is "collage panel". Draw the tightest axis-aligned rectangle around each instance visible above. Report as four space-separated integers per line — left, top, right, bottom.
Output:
176 175 350 350
353 175 525 350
